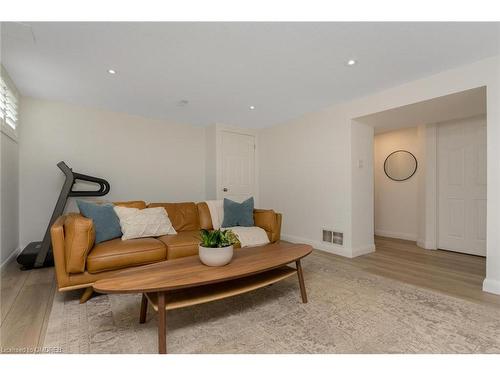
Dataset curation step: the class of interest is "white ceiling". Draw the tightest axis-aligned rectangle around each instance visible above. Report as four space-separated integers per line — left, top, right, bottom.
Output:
1 22 499 128
356 86 487 134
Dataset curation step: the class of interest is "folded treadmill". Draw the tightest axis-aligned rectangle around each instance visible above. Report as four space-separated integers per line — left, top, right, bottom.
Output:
17 161 110 269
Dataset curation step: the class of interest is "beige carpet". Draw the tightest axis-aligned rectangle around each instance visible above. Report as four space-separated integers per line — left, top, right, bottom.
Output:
43 251 500 353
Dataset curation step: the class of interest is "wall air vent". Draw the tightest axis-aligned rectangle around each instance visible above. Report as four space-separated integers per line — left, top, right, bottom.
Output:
322 229 343 246
322 229 333 243
332 232 343 246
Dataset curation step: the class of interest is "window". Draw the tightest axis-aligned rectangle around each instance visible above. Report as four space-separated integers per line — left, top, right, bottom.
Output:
0 67 19 140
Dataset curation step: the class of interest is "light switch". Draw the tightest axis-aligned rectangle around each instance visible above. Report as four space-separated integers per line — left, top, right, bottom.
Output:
358 159 364 168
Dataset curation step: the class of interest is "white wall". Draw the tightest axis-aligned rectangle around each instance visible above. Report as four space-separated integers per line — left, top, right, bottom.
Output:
19 97 206 248
259 56 500 295
350 121 375 255
1 132 19 265
259 106 353 256
205 124 217 200
1 65 20 267
374 127 419 241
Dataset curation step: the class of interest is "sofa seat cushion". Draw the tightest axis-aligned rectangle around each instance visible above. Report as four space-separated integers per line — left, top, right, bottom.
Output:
158 230 200 260
86 238 166 274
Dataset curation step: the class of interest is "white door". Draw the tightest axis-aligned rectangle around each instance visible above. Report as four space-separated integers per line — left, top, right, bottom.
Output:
437 116 486 256
220 131 255 202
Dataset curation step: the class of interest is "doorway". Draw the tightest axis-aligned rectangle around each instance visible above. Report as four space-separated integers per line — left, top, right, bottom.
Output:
357 87 487 257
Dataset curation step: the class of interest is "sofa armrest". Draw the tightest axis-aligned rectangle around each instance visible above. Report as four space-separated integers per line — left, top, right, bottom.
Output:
274 212 282 242
64 214 95 273
51 215 70 289
50 214 95 289
254 209 282 243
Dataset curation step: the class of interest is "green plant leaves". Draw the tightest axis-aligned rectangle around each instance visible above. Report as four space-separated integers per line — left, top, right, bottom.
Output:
199 229 240 248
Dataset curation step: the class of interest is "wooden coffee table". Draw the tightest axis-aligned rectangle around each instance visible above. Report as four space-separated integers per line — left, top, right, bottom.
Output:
93 242 312 354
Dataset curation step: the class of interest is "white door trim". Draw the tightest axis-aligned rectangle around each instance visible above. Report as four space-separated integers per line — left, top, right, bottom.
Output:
416 123 438 250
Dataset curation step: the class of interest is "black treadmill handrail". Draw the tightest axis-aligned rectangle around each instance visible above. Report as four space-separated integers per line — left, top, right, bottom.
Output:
71 172 110 196
57 161 110 196
30 161 111 268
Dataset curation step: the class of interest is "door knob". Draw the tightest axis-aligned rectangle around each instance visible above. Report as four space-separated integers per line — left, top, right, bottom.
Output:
223 188 228 192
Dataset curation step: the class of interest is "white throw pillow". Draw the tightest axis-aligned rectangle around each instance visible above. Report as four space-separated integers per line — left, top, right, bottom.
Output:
113 206 177 240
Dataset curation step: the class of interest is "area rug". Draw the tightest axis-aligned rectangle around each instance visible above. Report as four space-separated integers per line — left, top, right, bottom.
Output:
43 251 500 353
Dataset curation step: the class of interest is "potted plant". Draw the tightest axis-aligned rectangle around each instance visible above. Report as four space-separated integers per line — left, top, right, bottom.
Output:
198 229 239 266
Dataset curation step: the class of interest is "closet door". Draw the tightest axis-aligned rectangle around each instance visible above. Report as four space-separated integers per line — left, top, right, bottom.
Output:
220 131 256 203
437 116 486 256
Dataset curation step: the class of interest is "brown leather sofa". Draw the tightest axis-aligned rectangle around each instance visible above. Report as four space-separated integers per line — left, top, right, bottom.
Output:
50 200 282 302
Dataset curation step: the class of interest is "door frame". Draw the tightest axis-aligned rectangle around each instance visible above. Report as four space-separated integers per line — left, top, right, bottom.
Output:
214 124 259 205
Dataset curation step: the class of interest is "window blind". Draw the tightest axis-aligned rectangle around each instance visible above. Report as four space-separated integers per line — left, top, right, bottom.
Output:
0 76 18 130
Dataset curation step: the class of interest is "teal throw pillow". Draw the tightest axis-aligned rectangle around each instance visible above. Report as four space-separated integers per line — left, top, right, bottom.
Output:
76 200 122 244
221 197 254 227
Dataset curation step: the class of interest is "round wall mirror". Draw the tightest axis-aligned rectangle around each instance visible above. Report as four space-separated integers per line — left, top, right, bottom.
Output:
384 150 417 181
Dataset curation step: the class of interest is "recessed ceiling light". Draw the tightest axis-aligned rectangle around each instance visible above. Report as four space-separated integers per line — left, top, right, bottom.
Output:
108 69 116 74
346 59 357 66
249 105 256 110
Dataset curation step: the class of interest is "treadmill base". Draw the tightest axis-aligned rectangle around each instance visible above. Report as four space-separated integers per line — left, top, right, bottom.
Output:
17 242 54 270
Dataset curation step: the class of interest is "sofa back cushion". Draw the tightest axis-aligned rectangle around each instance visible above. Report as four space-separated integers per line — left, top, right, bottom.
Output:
197 202 213 230
148 202 200 232
113 200 147 209
64 214 95 273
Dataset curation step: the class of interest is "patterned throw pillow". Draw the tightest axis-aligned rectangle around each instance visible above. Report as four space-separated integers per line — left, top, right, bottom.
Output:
113 206 177 240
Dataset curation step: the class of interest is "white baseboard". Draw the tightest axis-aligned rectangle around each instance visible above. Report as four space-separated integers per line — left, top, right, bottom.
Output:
375 229 417 242
352 244 376 257
483 278 500 295
0 247 21 270
416 239 437 250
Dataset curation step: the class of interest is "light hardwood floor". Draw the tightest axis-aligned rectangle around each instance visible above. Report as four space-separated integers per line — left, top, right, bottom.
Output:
1 236 499 352
1 260 56 352
339 236 500 307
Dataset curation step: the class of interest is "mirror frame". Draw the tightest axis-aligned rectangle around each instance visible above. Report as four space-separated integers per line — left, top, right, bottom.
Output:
383 150 418 182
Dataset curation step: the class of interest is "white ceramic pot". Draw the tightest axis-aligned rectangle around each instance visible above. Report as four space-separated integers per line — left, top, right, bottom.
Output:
198 245 234 267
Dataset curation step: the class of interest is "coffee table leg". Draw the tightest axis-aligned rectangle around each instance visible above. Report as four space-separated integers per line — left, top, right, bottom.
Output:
158 292 167 354
296 260 308 303
139 293 148 324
